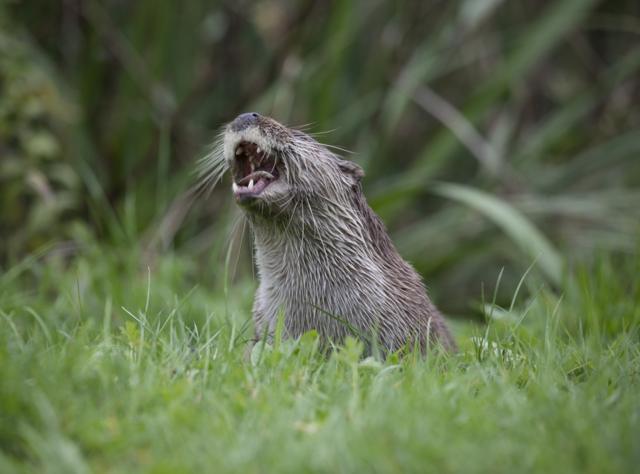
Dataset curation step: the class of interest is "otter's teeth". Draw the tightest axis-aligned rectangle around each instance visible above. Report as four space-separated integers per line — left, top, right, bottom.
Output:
235 147 243 156
248 179 254 190
232 182 238 192
257 146 262 154
250 162 255 172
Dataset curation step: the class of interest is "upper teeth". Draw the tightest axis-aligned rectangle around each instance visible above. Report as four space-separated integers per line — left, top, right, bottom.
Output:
256 146 262 154
248 179 254 190
232 182 238 192
235 147 243 156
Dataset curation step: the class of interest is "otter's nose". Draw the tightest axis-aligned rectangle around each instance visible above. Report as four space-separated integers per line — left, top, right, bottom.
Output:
229 112 261 131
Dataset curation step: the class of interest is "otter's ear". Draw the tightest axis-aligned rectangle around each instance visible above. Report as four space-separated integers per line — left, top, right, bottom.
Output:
337 159 364 182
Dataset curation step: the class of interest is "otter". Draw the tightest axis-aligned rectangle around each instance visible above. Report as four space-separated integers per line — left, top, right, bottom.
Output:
203 112 456 354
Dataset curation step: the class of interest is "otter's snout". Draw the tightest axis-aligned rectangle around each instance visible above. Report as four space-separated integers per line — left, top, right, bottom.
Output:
229 112 261 132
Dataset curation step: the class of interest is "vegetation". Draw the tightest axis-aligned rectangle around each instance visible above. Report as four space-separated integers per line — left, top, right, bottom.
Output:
1 242 639 473
3 0 639 308
1 0 639 472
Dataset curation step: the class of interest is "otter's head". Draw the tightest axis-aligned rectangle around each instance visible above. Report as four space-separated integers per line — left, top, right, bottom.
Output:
218 113 364 218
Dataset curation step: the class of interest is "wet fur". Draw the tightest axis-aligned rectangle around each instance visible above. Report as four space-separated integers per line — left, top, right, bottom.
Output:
202 115 456 353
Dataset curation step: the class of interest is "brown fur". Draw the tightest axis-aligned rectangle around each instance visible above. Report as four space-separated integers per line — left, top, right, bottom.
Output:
203 113 457 354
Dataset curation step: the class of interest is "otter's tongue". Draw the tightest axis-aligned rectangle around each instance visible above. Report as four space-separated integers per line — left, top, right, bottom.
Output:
236 170 274 186
233 175 270 199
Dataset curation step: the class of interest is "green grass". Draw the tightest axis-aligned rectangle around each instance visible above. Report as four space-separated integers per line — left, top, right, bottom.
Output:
1 241 639 473
3 1 640 471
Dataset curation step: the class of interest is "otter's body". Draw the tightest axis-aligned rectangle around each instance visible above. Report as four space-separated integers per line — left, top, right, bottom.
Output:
208 112 456 353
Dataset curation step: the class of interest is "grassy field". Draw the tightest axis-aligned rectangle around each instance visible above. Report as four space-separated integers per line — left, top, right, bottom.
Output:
2 1 640 472
1 241 638 473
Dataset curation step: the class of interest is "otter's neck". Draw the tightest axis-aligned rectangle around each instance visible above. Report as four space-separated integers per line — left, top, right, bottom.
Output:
248 199 379 284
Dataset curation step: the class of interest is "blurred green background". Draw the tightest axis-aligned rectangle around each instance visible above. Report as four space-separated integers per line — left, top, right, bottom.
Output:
1 0 639 319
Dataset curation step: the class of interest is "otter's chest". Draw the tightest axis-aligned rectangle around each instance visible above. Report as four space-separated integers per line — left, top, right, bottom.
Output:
253 241 387 337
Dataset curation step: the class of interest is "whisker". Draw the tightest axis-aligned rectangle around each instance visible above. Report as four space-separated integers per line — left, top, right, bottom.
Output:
290 122 317 131
305 128 338 136
232 215 247 282
323 143 355 155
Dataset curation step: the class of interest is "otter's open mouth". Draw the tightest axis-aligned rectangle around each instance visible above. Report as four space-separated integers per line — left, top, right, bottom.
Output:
232 141 279 200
